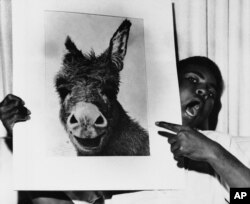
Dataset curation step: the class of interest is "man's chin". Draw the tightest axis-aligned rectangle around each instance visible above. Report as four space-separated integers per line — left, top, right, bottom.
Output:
182 114 204 129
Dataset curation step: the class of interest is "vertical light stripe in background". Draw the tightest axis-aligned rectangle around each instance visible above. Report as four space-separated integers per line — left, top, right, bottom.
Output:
188 0 207 56
238 0 250 137
207 0 229 133
175 0 207 59
0 1 17 204
0 0 13 97
174 0 191 59
0 0 6 99
228 0 241 136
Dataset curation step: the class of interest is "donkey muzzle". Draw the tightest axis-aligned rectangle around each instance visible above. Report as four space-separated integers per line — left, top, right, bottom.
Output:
66 102 108 139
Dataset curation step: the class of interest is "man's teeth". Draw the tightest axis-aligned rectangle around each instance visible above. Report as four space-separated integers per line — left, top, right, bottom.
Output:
186 105 200 117
194 105 200 110
186 108 195 116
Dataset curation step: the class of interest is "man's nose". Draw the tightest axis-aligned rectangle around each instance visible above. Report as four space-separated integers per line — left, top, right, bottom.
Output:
195 87 208 100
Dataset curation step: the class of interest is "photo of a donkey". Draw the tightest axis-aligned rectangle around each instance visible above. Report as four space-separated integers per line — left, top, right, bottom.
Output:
55 19 149 156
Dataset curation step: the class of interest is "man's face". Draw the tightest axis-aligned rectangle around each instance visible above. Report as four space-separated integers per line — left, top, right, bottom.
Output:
179 64 218 129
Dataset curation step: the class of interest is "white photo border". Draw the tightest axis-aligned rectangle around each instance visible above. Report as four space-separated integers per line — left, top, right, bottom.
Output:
13 0 183 190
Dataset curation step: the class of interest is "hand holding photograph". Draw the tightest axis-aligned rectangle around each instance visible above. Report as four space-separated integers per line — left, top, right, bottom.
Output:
12 0 183 190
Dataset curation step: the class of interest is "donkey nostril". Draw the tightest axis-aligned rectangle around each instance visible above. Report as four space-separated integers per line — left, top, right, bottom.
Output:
70 115 78 124
95 115 104 125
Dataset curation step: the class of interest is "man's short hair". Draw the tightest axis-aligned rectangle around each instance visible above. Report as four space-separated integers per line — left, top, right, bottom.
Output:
177 56 224 99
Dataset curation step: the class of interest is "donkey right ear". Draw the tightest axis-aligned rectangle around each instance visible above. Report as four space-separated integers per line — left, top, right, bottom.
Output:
64 36 84 65
109 19 131 71
65 36 80 53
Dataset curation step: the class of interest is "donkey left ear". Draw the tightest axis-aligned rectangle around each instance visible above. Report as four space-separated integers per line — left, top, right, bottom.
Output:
109 19 131 71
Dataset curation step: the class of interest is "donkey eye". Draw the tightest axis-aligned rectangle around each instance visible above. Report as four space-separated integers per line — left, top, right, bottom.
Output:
102 86 116 100
55 77 71 100
57 87 71 100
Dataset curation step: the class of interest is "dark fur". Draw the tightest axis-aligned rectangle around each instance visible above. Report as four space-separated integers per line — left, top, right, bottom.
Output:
55 19 149 156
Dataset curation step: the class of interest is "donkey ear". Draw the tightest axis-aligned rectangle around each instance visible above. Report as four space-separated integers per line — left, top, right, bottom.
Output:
64 36 84 64
65 36 80 53
109 19 131 71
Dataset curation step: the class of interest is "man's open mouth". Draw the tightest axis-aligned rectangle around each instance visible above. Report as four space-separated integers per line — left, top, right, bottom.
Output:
74 132 105 148
185 100 202 117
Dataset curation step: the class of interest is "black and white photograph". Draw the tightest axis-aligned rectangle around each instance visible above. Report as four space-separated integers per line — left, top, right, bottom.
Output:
1 0 250 203
45 12 149 156
10 0 183 191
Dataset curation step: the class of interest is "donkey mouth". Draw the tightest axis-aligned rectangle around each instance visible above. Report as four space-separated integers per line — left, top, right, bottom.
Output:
74 132 105 148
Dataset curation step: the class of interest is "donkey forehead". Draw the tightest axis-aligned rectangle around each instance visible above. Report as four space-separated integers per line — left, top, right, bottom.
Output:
68 84 108 105
64 56 117 76
71 79 103 91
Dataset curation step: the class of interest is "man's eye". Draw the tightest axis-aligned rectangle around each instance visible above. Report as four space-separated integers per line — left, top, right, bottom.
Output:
209 92 214 98
208 90 216 98
188 77 198 84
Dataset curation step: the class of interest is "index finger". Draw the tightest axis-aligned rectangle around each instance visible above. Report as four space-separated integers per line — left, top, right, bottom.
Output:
158 131 176 139
155 121 183 133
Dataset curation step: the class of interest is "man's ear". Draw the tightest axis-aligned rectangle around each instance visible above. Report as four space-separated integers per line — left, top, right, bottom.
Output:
109 19 131 71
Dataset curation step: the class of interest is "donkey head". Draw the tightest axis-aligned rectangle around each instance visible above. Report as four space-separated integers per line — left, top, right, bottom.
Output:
55 20 131 155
